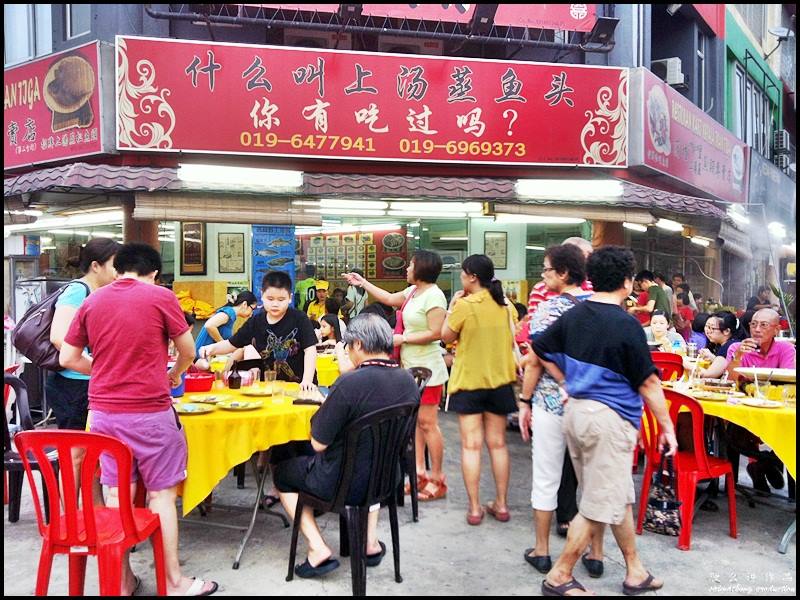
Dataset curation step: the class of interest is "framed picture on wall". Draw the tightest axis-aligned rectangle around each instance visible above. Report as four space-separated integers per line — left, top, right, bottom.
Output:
180 222 206 276
484 231 507 270
218 232 245 273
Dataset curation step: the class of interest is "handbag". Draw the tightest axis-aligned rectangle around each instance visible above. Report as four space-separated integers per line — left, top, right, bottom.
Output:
643 455 682 536
506 302 523 369
392 286 416 362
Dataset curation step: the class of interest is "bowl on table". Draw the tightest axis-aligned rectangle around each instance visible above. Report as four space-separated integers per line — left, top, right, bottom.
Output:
184 372 215 392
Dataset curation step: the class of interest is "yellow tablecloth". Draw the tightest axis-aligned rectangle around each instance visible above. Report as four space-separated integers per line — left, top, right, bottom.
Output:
176 388 318 516
696 400 796 480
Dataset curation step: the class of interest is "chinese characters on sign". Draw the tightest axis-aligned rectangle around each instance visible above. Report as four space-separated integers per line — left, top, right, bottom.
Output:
116 36 628 167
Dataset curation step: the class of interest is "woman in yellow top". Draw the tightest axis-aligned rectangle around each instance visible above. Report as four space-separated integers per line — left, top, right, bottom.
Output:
441 254 518 526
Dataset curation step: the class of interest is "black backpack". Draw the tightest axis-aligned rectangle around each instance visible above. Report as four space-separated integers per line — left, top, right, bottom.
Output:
12 281 90 371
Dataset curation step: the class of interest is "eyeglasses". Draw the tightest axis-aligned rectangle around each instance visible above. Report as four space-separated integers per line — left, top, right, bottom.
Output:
541 267 556 275
704 326 720 332
750 321 774 329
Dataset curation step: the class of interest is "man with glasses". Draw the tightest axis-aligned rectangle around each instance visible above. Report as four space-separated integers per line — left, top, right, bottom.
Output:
725 308 795 494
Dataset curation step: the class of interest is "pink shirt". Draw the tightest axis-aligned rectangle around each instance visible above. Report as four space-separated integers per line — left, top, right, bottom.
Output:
65 278 190 413
726 340 796 369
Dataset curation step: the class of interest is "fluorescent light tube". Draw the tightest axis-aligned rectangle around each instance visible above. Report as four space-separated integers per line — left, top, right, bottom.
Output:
515 179 623 200
494 214 586 225
177 164 303 188
690 237 711 247
656 218 684 232
623 222 648 232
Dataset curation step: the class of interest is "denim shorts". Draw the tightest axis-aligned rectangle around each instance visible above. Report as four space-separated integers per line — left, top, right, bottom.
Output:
45 373 89 430
90 407 188 492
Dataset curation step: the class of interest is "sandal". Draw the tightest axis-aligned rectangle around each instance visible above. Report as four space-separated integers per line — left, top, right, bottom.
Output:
556 522 570 537
404 473 427 496
466 509 485 526
622 572 663 596
542 577 587 596
417 478 447 502
484 501 510 522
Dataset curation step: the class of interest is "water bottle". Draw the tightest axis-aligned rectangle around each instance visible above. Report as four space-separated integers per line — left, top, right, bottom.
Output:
672 340 684 355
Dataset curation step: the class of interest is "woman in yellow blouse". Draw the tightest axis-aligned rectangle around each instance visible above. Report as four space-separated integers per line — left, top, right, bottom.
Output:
441 254 518 526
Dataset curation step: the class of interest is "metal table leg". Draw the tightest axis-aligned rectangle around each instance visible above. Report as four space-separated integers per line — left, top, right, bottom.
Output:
778 519 796 554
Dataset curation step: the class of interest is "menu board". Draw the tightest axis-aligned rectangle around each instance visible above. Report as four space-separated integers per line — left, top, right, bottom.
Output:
251 225 295 298
296 228 408 280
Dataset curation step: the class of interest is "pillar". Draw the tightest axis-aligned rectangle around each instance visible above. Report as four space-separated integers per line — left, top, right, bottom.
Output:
122 198 159 248
591 220 625 247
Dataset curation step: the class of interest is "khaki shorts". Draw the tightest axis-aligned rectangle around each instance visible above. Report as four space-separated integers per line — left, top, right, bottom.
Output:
563 399 638 526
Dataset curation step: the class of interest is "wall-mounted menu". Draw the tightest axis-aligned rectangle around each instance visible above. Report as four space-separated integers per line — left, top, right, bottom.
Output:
296 228 408 280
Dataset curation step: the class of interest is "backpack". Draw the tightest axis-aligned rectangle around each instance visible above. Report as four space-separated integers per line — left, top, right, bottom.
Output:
12 281 90 371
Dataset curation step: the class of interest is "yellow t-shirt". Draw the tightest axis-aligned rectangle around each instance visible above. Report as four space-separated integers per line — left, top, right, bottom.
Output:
307 301 326 322
447 289 517 394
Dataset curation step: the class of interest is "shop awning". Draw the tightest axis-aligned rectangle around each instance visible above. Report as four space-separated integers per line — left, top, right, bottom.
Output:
4 162 181 195
718 222 753 260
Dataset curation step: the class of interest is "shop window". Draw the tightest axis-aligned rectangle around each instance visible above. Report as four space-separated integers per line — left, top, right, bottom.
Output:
4 4 52 66
732 63 775 159
66 3 90 39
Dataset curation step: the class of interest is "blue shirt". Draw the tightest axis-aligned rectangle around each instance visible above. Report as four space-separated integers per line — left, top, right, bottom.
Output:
194 306 237 355
56 281 91 380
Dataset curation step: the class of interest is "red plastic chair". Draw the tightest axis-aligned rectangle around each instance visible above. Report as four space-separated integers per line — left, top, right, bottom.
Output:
635 390 737 550
650 351 685 380
14 430 167 596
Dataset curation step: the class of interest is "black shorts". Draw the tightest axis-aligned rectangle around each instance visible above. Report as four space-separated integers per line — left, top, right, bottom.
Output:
447 384 516 415
45 373 90 430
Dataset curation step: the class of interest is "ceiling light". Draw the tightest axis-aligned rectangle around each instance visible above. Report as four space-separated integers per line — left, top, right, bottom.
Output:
7 209 44 217
690 236 711 247
5 210 125 234
515 179 623 201
177 164 303 188
526 245 545 251
439 236 469 241
389 202 483 212
303 208 387 216
320 199 388 210
623 222 648 232
387 211 483 219
494 214 586 225
41 246 56 251
656 218 684 232
91 231 117 238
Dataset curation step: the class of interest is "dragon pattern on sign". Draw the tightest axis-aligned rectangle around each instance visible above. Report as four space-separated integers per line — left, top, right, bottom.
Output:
580 69 628 166
116 37 176 149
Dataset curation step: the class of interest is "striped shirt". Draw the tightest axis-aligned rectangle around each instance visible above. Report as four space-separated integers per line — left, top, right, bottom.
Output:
528 279 594 317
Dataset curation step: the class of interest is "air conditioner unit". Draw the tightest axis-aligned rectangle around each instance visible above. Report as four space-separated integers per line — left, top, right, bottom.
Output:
774 153 790 170
283 28 352 50
651 57 686 88
378 35 443 56
773 129 790 154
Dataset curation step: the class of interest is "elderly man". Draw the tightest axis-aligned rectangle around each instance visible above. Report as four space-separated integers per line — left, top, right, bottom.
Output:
726 308 796 376
273 313 419 578
724 308 795 493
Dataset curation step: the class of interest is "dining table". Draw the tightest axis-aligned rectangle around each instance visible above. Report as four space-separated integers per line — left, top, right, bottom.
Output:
174 383 319 568
663 381 796 553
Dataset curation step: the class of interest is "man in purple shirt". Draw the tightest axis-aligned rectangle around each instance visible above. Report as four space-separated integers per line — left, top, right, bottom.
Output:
726 309 796 376
724 308 794 494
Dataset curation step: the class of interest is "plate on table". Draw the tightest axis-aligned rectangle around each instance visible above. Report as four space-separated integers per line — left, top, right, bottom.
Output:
175 403 215 415
734 368 796 383
217 400 264 411
739 398 784 409
240 385 276 397
186 394 229 404
691 391 729 402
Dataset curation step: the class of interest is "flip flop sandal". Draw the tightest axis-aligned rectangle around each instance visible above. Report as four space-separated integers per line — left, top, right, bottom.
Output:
184 578 219 596
418 479 447 502
581 553 604 578
294 557 341 579
484 502 510 522
366 541 386 568
541 577 587 596
622 573 663 596
404 473 428 496
466 509 485 526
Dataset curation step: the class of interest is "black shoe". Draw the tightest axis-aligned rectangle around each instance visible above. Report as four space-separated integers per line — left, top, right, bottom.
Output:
524 548 552 574
746 463 771 495
556 522 570 537
765 464 785 490
581 554 604 578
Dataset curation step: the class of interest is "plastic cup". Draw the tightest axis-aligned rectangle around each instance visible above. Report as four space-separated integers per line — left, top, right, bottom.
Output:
168 363 186 398
687 343 697 359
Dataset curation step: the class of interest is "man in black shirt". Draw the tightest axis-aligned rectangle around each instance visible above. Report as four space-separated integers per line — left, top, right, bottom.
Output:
273 313 419 578
200 271 318 392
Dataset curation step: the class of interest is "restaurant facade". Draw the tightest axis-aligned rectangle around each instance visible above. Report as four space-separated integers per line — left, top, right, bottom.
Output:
4 4 795 316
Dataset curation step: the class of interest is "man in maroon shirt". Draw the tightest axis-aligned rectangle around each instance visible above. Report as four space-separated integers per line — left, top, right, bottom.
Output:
60 243 218 596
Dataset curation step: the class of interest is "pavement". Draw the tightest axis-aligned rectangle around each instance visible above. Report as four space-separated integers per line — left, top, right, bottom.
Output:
3 410 796 596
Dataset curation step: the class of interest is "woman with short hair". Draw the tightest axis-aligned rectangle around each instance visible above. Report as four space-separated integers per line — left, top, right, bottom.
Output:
343 249 449 502
698 311 743 378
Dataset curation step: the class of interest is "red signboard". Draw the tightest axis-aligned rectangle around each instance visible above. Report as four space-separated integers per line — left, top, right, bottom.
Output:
116 36 627 167
257 4 598 31
691 4 725 39
4 41 104 171
297 228 408 281
633 68 747 203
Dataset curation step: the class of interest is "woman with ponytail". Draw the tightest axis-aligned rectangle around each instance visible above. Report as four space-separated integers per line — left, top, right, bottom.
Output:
441 254 518 525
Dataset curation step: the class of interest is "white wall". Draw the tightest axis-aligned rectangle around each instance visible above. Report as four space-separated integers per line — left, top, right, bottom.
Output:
468 218 527 280
173 222 252 283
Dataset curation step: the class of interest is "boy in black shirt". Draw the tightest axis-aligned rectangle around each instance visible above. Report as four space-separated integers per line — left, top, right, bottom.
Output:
200 271 318 392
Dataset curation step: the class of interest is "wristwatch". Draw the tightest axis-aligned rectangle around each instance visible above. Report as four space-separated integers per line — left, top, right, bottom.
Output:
517 394 532 406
